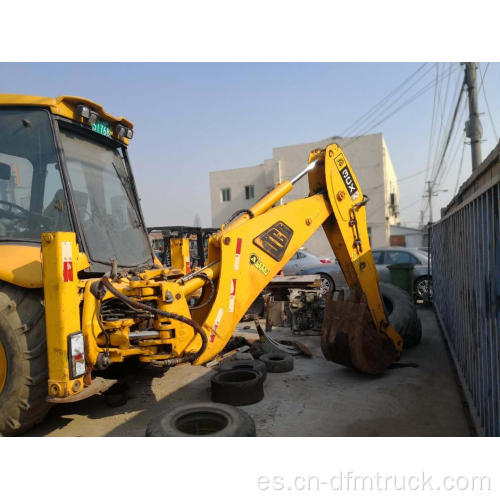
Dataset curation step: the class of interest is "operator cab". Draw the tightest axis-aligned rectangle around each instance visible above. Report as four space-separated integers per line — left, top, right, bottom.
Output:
0 95 154 272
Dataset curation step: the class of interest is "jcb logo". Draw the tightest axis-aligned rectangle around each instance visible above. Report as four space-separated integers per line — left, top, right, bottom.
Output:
253 221 293 261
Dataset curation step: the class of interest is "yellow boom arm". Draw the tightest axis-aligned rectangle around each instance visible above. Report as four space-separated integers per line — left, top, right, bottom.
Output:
189 144 402 369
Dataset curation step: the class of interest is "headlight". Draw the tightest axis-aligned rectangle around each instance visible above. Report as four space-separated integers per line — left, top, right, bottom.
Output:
115 124 126 139
75 104 91 119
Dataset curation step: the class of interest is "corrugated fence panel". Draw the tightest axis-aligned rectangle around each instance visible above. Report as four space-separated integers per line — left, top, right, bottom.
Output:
431 182 499 436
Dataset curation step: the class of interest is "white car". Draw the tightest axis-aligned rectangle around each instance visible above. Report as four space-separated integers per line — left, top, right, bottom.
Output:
283 249 332 275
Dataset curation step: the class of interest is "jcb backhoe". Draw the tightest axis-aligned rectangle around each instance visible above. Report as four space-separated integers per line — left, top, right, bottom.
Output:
0 95 415 435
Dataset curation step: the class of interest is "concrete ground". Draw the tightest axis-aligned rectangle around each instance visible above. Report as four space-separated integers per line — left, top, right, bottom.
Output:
26 306 473 437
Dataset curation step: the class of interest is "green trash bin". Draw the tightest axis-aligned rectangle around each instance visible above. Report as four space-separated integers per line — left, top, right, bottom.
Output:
387 263 414 295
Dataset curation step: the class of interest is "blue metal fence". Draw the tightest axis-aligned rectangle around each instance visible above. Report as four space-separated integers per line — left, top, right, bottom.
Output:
431 181 499 436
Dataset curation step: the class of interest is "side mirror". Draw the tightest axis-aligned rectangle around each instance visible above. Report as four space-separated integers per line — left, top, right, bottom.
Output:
0 162 10 181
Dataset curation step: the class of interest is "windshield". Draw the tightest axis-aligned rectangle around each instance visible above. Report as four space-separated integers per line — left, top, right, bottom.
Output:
59 128 152 267
0 108 72 241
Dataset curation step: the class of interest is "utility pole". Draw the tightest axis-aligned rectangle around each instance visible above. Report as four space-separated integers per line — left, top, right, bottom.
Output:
426 181 448 224
463 62 482 171
426 181 433 224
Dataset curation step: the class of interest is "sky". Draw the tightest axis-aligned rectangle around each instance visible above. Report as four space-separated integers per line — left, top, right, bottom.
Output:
1 62 498 228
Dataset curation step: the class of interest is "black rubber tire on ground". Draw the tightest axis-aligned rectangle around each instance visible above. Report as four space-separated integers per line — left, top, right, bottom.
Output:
211 368 264 406
260 352 294 373
0 282 50 436
318 273 335 297
145 402 256 437
379 281 422 349
219 358 267 381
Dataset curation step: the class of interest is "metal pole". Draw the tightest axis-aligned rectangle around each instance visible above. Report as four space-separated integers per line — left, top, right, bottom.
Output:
427 181 433 224
464 62 482 171
290 159 319 185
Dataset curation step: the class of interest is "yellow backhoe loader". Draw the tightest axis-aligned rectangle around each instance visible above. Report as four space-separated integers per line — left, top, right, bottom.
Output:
0 94 417 435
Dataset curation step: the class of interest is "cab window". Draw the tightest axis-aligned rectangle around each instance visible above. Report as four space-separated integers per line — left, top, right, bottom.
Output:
0 108 71 241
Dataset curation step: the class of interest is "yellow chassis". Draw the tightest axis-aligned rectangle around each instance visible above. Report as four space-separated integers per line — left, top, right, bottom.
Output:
41 144 402 401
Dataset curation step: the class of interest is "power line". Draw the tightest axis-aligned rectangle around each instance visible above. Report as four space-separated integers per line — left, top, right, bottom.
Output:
340 63 429 137
344 63 459 148
478 63 498 142
423 64 441 186
400 198 423 211
453 139 467 196
421 63 443 218
370 168 427 191
429 75 466 189
344 64 436 138
437 128 466 188
429 64 463 185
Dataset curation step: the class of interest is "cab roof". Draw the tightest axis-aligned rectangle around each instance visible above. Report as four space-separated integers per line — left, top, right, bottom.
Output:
0 94 133 144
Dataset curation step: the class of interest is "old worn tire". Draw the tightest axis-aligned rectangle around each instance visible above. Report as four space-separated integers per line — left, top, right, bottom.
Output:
146 402 256 437
379 282 422 349
219 358 267 381
260 352 294 373
211 368 264 406
0 282 50 436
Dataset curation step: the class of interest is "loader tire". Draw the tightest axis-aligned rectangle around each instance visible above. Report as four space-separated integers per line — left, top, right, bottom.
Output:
0 282 50 436
379 282 422 349
146 402 256 436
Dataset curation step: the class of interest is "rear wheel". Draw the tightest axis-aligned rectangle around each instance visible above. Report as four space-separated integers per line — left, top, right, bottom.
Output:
0 282 50 436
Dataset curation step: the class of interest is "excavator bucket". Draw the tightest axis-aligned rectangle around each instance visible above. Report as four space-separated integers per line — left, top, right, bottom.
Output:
321 291 399 375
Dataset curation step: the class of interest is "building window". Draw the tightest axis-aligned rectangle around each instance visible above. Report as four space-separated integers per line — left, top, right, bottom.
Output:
245 185 255 200
221 188 231 202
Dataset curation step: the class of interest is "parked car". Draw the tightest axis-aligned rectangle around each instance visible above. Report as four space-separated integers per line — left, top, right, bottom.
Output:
282 248 332 275
298 247 432 300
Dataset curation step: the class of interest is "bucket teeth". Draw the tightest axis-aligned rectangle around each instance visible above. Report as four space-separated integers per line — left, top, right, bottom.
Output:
321 292 398 375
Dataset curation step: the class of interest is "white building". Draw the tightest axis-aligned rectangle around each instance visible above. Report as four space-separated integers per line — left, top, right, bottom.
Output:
209 133 400 257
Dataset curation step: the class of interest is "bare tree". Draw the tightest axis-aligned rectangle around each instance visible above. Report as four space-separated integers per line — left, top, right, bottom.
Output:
193 213 201 227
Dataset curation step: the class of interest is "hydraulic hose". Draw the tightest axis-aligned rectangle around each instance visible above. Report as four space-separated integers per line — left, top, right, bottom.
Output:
100 276 208 365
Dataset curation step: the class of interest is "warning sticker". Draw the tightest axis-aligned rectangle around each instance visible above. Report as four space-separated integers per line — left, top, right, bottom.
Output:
234 238 242 271
62 241 74 282
249 253 270 276
210 308 224 342
228 279 236 312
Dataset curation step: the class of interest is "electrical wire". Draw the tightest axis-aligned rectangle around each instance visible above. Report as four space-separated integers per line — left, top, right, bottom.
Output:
369 168 427 192
340 63 431 137
424 64 441 186
453 139 467 196
428 65 464 185
344 64 459 147
428 75 466 190
478 63 498 142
